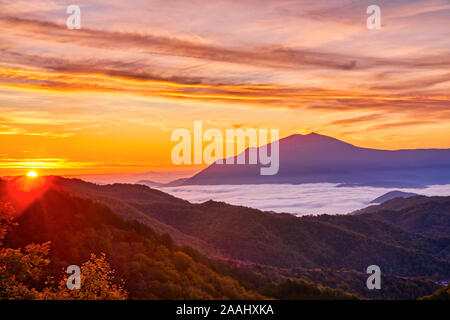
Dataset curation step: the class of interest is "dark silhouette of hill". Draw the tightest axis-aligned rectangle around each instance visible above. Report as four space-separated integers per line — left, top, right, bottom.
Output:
354 196 450 239
182 133 450 188
370 191 420 204
50 177 222 257
137 178 188 188
249 262 440 300
1 183 263 299
2 176 447 299
50 177 450 279
0 177 359 300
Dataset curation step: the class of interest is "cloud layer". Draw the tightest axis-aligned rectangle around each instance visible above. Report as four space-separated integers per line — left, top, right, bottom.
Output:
159 183 450 215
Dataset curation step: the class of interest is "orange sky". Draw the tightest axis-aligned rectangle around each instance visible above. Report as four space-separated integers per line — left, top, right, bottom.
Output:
0 0 449 178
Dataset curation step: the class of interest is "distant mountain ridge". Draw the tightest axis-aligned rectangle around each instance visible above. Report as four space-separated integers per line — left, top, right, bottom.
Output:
370 191 420 204
0 179 263 299
181 133 450 188
354 195 450 239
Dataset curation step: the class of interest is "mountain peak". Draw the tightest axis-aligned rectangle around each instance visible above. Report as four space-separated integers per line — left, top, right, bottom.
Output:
283 132 341 141
369 191 420 204
279 132 355 150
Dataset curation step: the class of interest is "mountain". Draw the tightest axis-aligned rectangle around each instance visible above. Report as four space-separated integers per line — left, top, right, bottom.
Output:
182 133 450 187
136 179 165 188
0 178 265 299
370 191 420 204
138 178 188 188
49 177 221 257
354 196 450 239
50 177 450 279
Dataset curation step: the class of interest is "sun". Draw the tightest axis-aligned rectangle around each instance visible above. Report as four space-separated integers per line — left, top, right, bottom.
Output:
27 170 38 178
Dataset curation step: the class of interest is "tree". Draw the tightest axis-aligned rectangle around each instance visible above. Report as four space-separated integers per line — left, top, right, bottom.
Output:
0 242 50 299
43 253 127 300
0 200 127 300
0 201 15 244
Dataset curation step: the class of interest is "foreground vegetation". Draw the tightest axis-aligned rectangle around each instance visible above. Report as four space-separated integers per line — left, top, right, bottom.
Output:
0 187 354 300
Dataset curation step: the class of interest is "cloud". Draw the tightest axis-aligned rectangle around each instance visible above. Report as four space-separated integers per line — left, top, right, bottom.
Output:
2 14 450 72
370 73 450 91
1 58 448 117
0 15 365 71
0 7 448 116
368 120 437 131
330 114 385 126
0 158 97 169
0 0 449 171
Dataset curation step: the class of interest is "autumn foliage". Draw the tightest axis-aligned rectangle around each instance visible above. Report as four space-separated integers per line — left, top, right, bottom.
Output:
0 201 126 300
0 187 262 300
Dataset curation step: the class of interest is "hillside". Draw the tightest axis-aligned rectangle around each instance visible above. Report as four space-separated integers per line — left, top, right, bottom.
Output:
1 177 362 300
354 196 450 239
182 133 450 188
304 214 450 261
0 182 261 299
51 177 450 279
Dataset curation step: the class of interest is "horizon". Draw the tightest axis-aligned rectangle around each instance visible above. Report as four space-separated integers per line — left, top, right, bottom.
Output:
2 131 450 181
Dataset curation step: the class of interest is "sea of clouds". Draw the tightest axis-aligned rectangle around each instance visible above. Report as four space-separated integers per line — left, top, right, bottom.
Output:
157 183 450 216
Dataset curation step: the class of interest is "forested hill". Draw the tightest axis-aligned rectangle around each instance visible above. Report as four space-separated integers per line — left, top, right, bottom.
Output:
1 177 362 300
51 177 450 279
182 133 450 188
1 185 262 299
353 196 450 238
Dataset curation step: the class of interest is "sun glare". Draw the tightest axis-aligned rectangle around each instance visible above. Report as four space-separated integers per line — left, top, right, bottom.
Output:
27 170 38 178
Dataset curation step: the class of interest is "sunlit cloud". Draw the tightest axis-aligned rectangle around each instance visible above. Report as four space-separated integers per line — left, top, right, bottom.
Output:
158 183 450 215
0 158 97 169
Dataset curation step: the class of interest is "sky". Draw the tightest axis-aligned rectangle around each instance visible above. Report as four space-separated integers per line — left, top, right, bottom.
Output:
0 0 449 177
